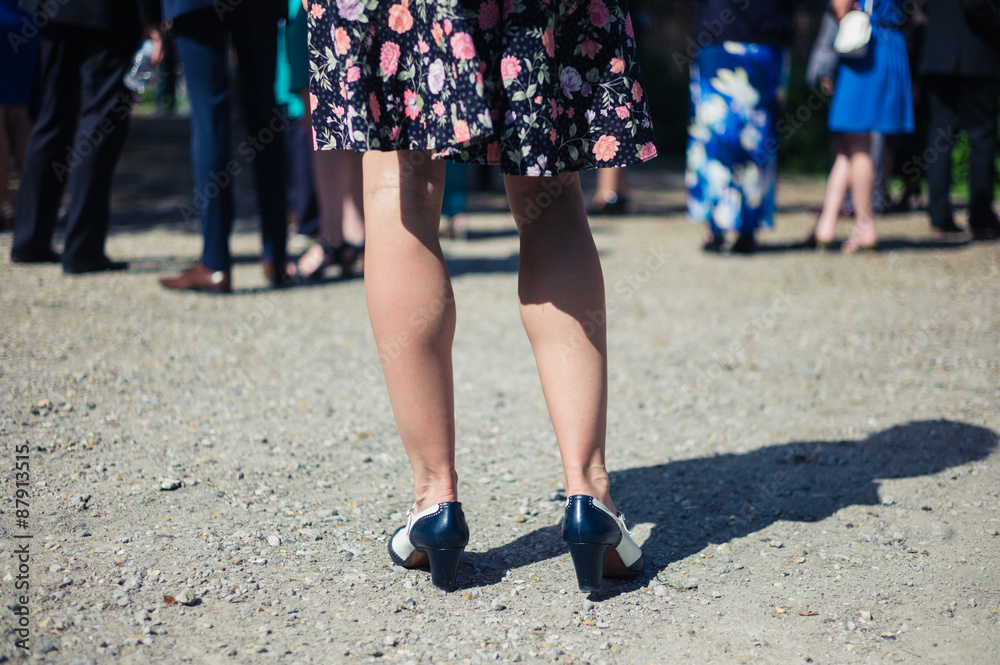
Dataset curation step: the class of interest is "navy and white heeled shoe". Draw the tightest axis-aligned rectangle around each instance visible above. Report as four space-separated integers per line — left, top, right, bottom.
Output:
563 495 644 591
388 502 469 591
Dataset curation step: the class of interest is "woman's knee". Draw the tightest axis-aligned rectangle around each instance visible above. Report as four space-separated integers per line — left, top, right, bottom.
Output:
365 151 443 193
506 172 582 231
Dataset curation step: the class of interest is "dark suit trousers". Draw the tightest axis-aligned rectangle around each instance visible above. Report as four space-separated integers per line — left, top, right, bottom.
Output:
172 5 287 272
924 76 1000 229
12 23 135 264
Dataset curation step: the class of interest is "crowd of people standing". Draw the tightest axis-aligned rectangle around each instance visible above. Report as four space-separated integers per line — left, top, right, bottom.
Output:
685 0 1000 254
2 0 999 277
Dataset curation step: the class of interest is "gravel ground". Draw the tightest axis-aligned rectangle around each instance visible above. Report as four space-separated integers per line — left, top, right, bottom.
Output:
1 118 999 665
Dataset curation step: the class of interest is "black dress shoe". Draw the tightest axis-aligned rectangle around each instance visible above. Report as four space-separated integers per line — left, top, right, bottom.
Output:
701 232 725 253
11 248 61 264
970 219 1000 241
931 219 965 236
730 232 757 254
63 257 129 274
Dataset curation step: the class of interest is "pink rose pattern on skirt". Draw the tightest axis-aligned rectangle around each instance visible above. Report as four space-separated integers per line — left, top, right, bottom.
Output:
308 0 658 176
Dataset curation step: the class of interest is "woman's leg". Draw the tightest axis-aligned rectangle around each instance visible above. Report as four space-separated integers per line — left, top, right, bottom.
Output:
814 133 850 243
505 173 617 513
341 151 366 245
313 149 365 247
843 132 877 250
363 150 454 514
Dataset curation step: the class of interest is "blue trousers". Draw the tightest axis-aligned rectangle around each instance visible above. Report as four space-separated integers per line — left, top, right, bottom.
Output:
173 5 287 271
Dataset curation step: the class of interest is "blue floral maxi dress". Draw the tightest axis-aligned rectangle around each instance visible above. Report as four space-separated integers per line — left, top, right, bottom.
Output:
686 43 789 235
308 0 658 176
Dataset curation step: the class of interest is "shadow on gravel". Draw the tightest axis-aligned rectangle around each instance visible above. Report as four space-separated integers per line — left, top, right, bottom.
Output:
742 238 974 255
463 419 997 597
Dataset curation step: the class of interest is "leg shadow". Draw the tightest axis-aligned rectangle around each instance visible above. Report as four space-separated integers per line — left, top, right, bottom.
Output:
468 419 997 596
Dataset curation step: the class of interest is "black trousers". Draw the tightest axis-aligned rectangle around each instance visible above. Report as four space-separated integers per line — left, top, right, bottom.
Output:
924 75 1000 230
12 23 136 264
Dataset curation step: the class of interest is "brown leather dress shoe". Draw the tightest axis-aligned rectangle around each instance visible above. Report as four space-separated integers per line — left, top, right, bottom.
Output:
159 262 231 293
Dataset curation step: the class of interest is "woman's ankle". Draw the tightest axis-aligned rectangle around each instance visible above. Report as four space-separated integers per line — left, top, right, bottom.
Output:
563 471 614 512
413 473 459 513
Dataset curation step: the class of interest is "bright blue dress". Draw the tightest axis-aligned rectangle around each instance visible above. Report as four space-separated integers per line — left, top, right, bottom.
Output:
686 42 790 234
827 0 914 135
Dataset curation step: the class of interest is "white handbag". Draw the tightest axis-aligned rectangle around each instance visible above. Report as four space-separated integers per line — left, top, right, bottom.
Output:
833 0 873 58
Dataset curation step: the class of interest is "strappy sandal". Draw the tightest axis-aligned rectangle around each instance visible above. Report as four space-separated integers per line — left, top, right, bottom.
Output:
287 241 338 282
333 241 364 279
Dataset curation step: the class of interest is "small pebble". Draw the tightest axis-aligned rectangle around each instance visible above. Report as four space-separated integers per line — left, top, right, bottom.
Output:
173 590 197 606
160 478 182 491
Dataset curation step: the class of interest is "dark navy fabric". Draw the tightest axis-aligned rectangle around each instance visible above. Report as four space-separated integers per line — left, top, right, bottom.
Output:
162 0 285 22
0 0 38 105
695 0 795 48
920 0 1000 78
19 0 159 31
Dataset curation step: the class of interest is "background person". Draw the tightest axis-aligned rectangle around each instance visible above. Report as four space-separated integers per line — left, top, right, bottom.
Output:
812 0 915 253
10 0 161 272
918 0 1000 240
440 162 470 240
590 167 631 216
157 0 289 292
686 0 795 255
0 0 38 229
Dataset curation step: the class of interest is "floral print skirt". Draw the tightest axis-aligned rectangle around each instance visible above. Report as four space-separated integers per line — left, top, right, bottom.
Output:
308 0 658 176
686 42 788 234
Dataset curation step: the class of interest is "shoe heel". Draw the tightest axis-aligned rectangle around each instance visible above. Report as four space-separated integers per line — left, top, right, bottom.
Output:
568 542 608 592
425 547 465 591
